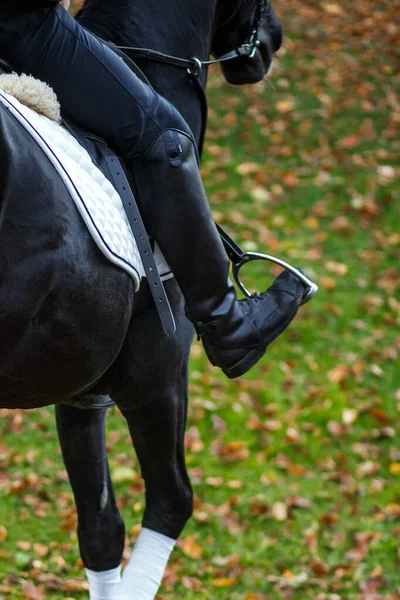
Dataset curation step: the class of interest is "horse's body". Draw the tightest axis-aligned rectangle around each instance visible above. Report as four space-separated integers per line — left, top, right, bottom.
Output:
0 0 283 584
0 78 135 410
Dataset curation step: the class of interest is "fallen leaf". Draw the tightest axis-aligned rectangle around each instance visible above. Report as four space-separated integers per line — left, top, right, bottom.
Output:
23 581 44 600
322 3 344 15
111 467 136 483
272 502 287 521
276 99 295 113
0 525 7 542
211 578 237 587
182 535 202 559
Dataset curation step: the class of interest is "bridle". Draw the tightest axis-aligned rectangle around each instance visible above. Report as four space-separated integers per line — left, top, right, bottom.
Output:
116 0 270 79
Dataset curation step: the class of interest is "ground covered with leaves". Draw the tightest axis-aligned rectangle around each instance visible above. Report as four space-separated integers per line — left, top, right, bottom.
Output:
0 0 399 598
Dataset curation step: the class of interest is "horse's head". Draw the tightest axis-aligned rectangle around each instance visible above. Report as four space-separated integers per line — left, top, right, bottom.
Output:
212 0 282 85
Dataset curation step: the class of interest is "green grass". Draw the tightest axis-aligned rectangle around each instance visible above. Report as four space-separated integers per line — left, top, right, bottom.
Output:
1 2 399 599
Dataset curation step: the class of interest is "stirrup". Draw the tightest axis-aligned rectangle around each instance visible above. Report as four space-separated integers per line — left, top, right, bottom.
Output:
232 252 318 305
216 224 318 305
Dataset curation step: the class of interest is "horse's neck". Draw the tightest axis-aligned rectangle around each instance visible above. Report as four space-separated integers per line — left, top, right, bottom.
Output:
77 0 217 143
78 0 217 61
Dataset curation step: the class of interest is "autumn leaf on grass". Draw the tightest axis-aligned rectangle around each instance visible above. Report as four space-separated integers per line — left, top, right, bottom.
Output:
250 495 270 517
322 3 344 14
320 513 339 527
328 364 350 384
214 440 249 464
23 581 44 600
338 134 361 149
185 426 204 453
33 543 49 558
383 504 400 520
236 162 260 176
212 578 237 587
370 408 391 425
272 501 288 521
0 525 7 542
276 99 295 113
343 408 358 425
193 509 209 523
206 476 223 487
310 557 329 576
357 461 379 478
181 576 204 591
181 535 202 559
111 466 136 483
61 578 89 593
268 570 308 588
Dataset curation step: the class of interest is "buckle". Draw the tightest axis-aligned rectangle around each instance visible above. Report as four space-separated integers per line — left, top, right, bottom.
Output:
187 57 203 78
248 29 261 58
237 31 261 59
249 39 261 59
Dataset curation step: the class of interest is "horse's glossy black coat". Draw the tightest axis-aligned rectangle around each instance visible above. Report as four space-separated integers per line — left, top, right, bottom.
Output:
0 101 134 409
0 0 283 572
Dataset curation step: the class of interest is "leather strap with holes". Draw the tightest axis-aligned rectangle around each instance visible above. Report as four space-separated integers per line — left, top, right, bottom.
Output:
99 144 176 338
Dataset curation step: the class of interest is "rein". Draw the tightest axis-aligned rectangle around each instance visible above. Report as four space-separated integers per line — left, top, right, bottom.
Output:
116 0 270 79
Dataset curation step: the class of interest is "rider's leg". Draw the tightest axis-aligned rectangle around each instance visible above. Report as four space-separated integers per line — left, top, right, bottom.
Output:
1 4 307 378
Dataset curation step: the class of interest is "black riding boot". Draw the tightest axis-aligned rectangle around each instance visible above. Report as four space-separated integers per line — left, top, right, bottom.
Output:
130 129 307 379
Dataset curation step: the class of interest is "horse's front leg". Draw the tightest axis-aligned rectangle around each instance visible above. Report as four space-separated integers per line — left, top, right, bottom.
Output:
55 404 125 598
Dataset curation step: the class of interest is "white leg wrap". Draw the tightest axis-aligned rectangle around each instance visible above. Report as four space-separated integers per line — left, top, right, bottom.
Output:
85 565 121 600
113 528 175 600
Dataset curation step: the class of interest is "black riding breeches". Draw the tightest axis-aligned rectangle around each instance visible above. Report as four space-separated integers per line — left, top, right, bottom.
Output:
0 3 192 160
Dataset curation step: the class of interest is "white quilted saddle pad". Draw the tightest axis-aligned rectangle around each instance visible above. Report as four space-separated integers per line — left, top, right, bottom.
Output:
0 89 172 291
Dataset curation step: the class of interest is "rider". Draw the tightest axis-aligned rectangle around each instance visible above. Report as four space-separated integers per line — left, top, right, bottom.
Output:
0 0 308 379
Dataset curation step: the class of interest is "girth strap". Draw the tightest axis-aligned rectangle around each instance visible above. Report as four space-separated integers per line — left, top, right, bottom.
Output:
99 144 177 338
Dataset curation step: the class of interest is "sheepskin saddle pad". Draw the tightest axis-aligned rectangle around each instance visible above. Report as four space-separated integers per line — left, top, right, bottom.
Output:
0 74 171 290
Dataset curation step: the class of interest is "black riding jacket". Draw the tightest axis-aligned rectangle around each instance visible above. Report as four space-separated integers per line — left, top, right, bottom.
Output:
0 1 60 43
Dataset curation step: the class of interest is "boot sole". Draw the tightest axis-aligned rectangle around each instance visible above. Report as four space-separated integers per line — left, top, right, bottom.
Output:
223 346 267 379
222 296 302 379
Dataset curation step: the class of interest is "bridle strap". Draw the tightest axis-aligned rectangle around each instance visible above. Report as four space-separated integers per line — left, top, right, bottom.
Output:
115 41 257 76
116 0 270 78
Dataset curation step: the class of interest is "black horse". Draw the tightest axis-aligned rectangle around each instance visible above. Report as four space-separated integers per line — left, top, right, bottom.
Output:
0 0 306 587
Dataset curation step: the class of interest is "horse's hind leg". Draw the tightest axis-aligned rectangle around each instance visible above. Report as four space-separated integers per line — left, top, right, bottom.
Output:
111 279 194 599
55 404 125 574
122 388 193 539
111 394 192 600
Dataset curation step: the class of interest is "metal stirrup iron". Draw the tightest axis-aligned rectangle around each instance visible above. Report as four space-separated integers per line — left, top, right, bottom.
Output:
217 225 318 305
